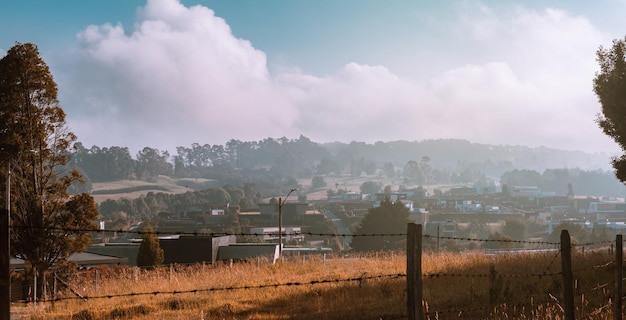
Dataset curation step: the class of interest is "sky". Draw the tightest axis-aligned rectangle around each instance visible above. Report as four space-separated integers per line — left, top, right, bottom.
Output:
1 0 626 157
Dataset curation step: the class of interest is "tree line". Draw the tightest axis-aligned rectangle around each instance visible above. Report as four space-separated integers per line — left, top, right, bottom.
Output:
98 184 263 224
500 168 625 197
67 137 626 198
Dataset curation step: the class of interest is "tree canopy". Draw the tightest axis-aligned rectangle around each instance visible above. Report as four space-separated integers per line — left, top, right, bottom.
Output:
594 36 626 183
350 198 409 251
0 43 98 294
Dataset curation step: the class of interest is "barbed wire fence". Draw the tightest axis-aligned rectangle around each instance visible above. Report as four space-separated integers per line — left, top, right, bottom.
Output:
3 223 625 320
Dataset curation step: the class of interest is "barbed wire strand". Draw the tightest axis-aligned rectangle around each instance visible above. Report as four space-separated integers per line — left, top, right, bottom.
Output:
35 272 406 303
11 225 569 245
545 248 562 272
423 270 563 279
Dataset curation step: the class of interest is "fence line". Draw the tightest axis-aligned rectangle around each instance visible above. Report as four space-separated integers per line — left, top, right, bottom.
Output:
32 264 607 304
9 225 620 251
5 224 625 319
423 270 563 279
9 225 580 245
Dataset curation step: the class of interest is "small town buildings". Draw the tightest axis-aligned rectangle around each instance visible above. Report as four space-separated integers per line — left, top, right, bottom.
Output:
249 227 304 243
87 235 236 265
216 243 279 264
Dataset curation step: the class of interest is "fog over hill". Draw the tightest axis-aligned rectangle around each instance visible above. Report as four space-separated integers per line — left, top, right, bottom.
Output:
319 139 614 173
79 137 616 178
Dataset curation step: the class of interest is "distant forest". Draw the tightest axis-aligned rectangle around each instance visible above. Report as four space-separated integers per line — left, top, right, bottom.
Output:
68 136 625 199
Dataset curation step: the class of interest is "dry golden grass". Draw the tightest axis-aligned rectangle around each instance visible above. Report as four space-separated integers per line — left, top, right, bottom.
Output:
13 250 621 320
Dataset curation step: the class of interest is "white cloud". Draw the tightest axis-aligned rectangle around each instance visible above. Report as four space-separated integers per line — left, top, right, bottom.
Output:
60 0 294 154
433 2 616 152
55 0 619 157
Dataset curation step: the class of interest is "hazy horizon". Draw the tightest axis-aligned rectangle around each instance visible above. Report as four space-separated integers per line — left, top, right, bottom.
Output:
2 0 625 156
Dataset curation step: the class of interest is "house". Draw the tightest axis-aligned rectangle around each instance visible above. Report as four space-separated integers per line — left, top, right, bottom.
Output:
510 186 556 199
87 235 235 265
374 192 408 202
439 199 483 212
424 220 457 238
589 201 626 222
216 243 279 264
249 227 304 244
160 235 235 264
9 252 128 270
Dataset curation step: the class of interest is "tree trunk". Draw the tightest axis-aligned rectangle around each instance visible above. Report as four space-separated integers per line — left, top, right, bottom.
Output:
26 264 48 301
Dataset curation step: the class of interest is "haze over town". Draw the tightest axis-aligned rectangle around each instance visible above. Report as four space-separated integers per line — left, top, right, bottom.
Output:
1 0 625 157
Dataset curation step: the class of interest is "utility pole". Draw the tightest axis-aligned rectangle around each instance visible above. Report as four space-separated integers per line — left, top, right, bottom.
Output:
278 197 283 257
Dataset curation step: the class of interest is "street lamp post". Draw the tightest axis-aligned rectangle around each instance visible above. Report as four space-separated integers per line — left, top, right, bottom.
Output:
278 188 297 258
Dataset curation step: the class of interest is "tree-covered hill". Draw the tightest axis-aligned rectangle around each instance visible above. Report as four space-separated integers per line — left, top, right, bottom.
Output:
69 136 624 201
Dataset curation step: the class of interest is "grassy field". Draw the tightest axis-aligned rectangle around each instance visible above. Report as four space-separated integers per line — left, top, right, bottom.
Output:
90 176 217 203
13 249 620 320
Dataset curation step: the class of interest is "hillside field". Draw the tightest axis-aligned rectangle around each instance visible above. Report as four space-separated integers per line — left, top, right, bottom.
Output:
90 176 217 204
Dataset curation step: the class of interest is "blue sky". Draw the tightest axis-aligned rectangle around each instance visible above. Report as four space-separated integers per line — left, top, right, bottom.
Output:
1 0 626 158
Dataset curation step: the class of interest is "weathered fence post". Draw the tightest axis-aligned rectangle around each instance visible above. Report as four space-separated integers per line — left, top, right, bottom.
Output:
51 272 56 310
33 267 37 307
42 272 47 301
407 223 424 320
561 230 574 320
615 234 623 320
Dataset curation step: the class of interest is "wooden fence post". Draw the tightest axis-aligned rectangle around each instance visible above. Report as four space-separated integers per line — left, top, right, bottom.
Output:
561 230 574 320
33 267 37 307
53 272 57 300
615 234 623 320
407 223 424 320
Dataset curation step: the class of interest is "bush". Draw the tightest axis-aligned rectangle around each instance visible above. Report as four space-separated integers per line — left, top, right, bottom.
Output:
137 226 164 268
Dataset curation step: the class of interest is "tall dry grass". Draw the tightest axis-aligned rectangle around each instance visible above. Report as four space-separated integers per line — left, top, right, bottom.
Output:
13 249 620 319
